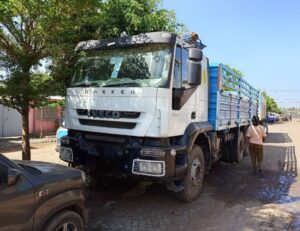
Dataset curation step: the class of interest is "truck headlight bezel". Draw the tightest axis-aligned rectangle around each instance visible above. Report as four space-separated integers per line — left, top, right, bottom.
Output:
60 147 74 162
132 159 165 177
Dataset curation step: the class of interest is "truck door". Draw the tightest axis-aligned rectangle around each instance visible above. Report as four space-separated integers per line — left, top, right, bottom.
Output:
0 158 35 231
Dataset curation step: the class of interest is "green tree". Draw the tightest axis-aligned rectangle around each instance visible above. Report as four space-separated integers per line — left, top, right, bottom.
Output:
0 0 183 160
0 0 99 160
225 64 243 77
50 0 185 94
96 0 184 38
261 91 281 113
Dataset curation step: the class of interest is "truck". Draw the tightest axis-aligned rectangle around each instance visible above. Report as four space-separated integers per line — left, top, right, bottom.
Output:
59 32 266 201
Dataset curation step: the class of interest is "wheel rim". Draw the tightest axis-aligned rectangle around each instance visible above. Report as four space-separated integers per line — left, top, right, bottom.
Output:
190 158 202 186
56 222 77 231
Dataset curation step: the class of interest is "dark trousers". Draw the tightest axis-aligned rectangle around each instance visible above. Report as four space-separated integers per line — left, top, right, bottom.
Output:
249 143 264 171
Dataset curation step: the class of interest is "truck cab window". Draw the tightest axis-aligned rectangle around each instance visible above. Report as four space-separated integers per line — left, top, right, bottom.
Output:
173 47 189 89
173 47 182 89
182 48 189 86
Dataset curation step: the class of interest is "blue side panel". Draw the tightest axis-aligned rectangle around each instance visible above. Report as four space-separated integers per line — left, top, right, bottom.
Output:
208 63 260 131
208 64 219 130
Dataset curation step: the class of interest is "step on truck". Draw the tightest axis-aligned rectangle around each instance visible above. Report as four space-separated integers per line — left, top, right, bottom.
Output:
59 32 266 201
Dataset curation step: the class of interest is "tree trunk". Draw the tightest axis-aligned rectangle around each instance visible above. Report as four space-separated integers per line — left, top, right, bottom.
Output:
21 109 31 160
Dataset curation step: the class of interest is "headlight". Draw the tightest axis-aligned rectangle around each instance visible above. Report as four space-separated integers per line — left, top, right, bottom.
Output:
132 159 165 177
59 147 73 162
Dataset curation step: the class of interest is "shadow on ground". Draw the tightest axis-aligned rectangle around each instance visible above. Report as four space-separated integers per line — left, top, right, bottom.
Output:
265 132 293 143
0 136 55 153
86 132 298 231
0 143 37 153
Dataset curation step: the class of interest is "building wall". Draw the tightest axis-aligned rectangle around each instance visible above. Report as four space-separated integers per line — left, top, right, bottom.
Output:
29 106 62 136
1 103 62 137
0 104 22 137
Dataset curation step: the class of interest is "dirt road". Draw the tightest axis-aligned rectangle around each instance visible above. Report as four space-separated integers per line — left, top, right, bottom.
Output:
1 121 300 230
0 139 66 165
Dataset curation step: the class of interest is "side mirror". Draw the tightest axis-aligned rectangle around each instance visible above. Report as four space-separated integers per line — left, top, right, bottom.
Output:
189 48 203 61
7 168 21 186
188 61 202 85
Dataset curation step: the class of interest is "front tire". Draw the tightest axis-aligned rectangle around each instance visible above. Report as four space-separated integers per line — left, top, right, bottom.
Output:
176 145 205 202
43 210 84 231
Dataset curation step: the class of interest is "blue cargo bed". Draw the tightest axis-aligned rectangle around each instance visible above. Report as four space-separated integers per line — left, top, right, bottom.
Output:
208 64 259 131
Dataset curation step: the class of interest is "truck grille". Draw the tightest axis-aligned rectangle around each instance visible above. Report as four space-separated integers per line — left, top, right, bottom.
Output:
79 119 136 129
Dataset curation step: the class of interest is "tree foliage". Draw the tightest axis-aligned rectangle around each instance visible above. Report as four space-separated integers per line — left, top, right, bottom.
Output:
0 0 184 159
225 64 243 77
96 0 184 38
261 91 281 114
0 0 99 159
50 0 185 94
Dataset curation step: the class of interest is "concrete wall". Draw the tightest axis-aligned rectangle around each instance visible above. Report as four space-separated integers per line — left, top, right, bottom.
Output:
0 104 22 137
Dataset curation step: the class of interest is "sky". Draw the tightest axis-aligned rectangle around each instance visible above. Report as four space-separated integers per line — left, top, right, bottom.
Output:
163 0 300 108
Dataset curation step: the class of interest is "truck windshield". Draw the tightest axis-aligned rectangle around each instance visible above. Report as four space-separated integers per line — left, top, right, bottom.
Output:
71 44 172 88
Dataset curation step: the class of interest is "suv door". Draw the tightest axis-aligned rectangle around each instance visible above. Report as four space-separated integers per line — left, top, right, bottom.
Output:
0 157 35 231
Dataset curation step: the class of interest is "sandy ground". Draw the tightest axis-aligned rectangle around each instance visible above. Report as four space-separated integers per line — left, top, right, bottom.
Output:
1 120 300 230
0 141 66 165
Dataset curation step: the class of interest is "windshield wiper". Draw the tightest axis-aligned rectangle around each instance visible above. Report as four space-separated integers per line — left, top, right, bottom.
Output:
70 82 100 87
103 82 141 87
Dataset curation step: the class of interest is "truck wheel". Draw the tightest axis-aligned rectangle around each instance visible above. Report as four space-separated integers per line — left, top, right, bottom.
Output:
176 145 205 202
43 210 84 231
227 131 245 163
232 131 245 163
238 132 245 161
221 141 230 162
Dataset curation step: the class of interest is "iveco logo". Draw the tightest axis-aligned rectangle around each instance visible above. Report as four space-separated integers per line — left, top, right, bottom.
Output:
87 110 120 119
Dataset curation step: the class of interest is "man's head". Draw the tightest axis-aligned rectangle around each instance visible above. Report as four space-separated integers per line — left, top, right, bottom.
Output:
191 32 199 41
252 115 260 126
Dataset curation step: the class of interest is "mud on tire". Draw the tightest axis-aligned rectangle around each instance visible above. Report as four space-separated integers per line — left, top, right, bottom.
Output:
176 145 205 202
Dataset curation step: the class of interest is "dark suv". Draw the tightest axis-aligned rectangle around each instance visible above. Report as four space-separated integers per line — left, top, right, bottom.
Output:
0 153 88 231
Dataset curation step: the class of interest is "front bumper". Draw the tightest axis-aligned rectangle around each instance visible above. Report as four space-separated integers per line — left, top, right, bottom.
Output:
59 135 187 179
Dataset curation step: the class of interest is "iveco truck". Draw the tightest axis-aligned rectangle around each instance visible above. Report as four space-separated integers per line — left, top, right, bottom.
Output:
59 32 266 201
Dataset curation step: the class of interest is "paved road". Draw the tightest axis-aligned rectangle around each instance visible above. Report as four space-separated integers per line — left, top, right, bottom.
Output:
2 121 300 230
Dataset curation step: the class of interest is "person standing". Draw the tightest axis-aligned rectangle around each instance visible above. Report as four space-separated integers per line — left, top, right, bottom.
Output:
264 114 269 134
246 115 267 178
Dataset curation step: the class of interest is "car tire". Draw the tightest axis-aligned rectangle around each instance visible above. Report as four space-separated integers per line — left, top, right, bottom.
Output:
176 145 205 202
43 210 84 231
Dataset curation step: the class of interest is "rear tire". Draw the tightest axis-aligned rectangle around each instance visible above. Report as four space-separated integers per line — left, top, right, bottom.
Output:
43 210 84 231
176 145 205 202
231 131 245 163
